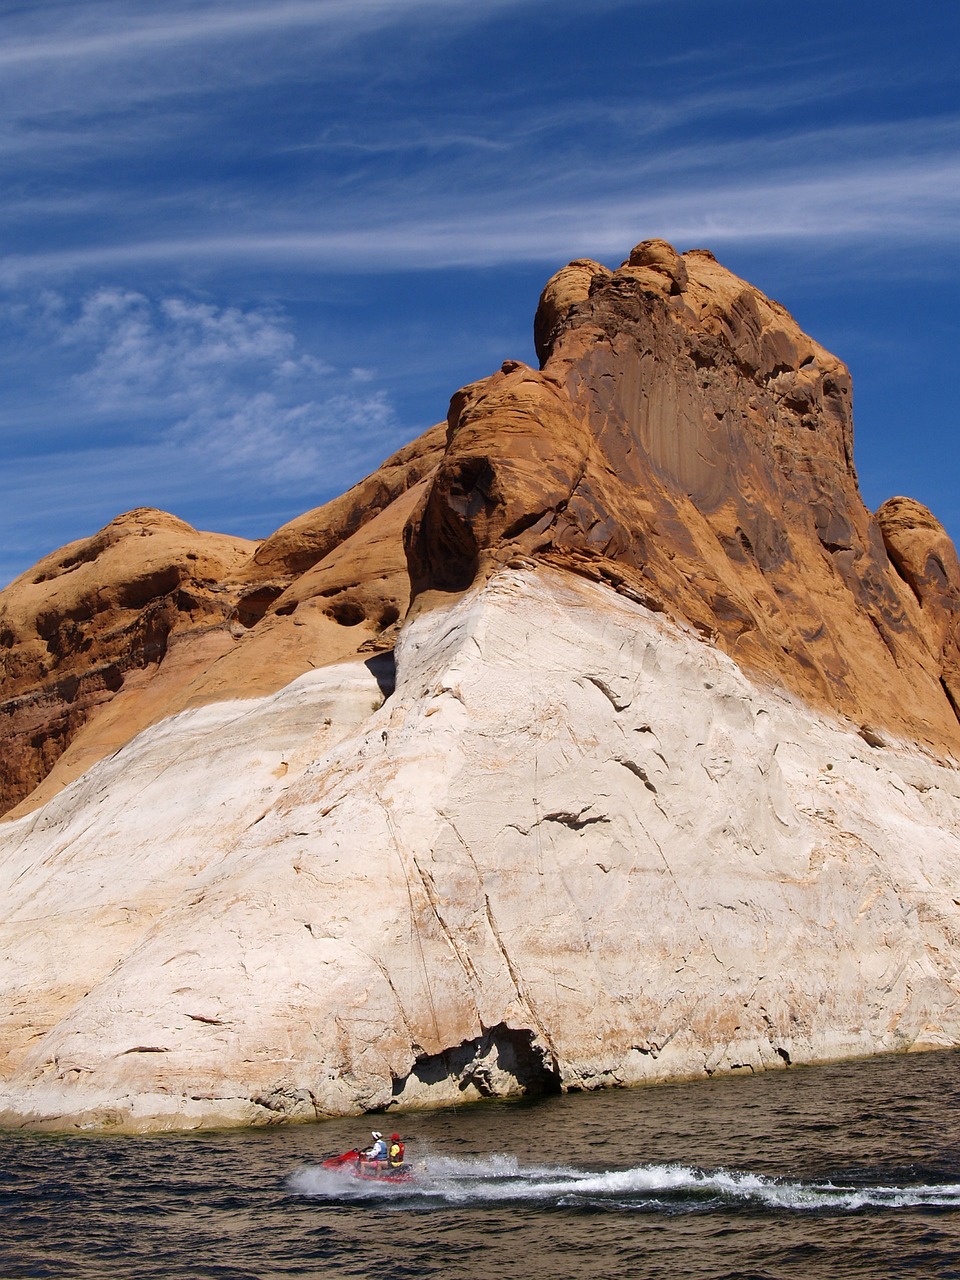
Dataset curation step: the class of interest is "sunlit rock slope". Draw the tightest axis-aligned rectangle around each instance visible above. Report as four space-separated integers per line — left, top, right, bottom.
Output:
0 427 445 819
2 240 960 1132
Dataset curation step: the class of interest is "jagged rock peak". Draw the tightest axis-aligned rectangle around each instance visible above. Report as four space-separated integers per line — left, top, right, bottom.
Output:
407 238 960 757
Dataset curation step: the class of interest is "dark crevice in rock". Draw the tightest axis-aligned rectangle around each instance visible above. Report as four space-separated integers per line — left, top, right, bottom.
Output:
884 544 924 606
584 674 631 711
616 757 658 793
389 1024 561 1101
544 808 607 830
447 457 500 521
940 676 960 727
364 651 396 701
502 508 555 541
865 611 899 663
233 585 284 628
325 600 366 627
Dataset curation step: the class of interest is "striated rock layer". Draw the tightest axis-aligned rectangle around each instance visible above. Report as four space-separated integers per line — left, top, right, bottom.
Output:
2 239 960 1132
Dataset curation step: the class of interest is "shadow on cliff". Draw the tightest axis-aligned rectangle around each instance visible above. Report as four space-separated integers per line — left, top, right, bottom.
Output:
389 1024 562 1106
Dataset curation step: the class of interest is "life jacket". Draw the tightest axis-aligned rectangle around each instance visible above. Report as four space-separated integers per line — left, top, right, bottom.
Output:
388 1139 405 1166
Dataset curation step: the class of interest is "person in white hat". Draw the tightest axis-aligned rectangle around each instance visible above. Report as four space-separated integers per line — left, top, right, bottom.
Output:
363 1130 387 1163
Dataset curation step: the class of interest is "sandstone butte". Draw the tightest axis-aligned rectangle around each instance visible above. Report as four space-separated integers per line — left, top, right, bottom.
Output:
2 240 960 1134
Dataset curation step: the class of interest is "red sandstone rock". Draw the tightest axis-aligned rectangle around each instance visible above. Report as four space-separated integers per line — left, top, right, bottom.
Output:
4 239 960 819
876 495 960 716
405 240 960 757
0 509 255 817
0 427 446 818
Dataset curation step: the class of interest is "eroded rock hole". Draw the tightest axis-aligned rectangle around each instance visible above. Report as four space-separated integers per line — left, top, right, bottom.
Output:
326 600 366 627
390 1024 561 1103
447 457 499 520
234 586 284 628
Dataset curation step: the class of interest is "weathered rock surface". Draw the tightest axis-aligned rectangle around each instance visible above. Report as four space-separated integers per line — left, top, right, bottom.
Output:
0 425 446 819
3 569 960 1132
0 509 256 819
3 238 960 1132
408 241 960 758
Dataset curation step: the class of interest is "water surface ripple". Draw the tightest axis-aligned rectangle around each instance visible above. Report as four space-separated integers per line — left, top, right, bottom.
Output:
4 1049 960 1278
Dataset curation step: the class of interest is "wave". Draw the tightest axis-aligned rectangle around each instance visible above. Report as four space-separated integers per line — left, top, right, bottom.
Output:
287 1154 960 1212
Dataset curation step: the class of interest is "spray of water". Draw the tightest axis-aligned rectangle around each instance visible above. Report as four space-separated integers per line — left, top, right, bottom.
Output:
287 1154 960 1212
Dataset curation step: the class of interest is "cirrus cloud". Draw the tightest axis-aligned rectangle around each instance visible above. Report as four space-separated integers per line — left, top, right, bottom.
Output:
48 286 400 487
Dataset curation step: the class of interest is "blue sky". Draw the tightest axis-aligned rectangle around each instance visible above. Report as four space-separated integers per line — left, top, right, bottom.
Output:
2 0 958 587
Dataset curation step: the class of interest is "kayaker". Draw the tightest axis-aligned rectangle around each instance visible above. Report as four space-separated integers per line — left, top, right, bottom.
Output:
388 1133 405 1167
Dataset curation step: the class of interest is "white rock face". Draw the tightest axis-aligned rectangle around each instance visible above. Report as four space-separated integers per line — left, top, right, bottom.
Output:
3 567 960 1132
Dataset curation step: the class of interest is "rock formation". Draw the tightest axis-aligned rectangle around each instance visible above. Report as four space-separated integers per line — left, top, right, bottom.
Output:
2 240 960 1133
408 241 960 753
0 425 445 818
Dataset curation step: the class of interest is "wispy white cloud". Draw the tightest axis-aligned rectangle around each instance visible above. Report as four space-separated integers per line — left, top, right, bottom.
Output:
3 150 958 284
1 1 951 287
0 0 595 175
0 279 415 584
40 288 399 487
2 0 958 589
0 1 350 66
63 289 325 405
169 387 396 486
0 0 597 68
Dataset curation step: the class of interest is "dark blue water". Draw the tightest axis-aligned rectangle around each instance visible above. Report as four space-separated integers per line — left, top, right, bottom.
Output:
4 1050 960 1279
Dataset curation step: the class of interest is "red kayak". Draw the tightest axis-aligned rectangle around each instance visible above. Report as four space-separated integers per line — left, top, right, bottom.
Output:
321 1148 415 1184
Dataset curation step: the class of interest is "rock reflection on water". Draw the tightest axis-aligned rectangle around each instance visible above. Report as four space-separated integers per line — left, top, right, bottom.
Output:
4 1050 960 1280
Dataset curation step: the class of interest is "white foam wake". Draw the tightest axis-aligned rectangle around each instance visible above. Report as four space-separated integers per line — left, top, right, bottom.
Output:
287 1155 960 1211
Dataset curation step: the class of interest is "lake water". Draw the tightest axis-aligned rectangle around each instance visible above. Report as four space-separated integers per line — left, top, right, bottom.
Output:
4 1049 960 1279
